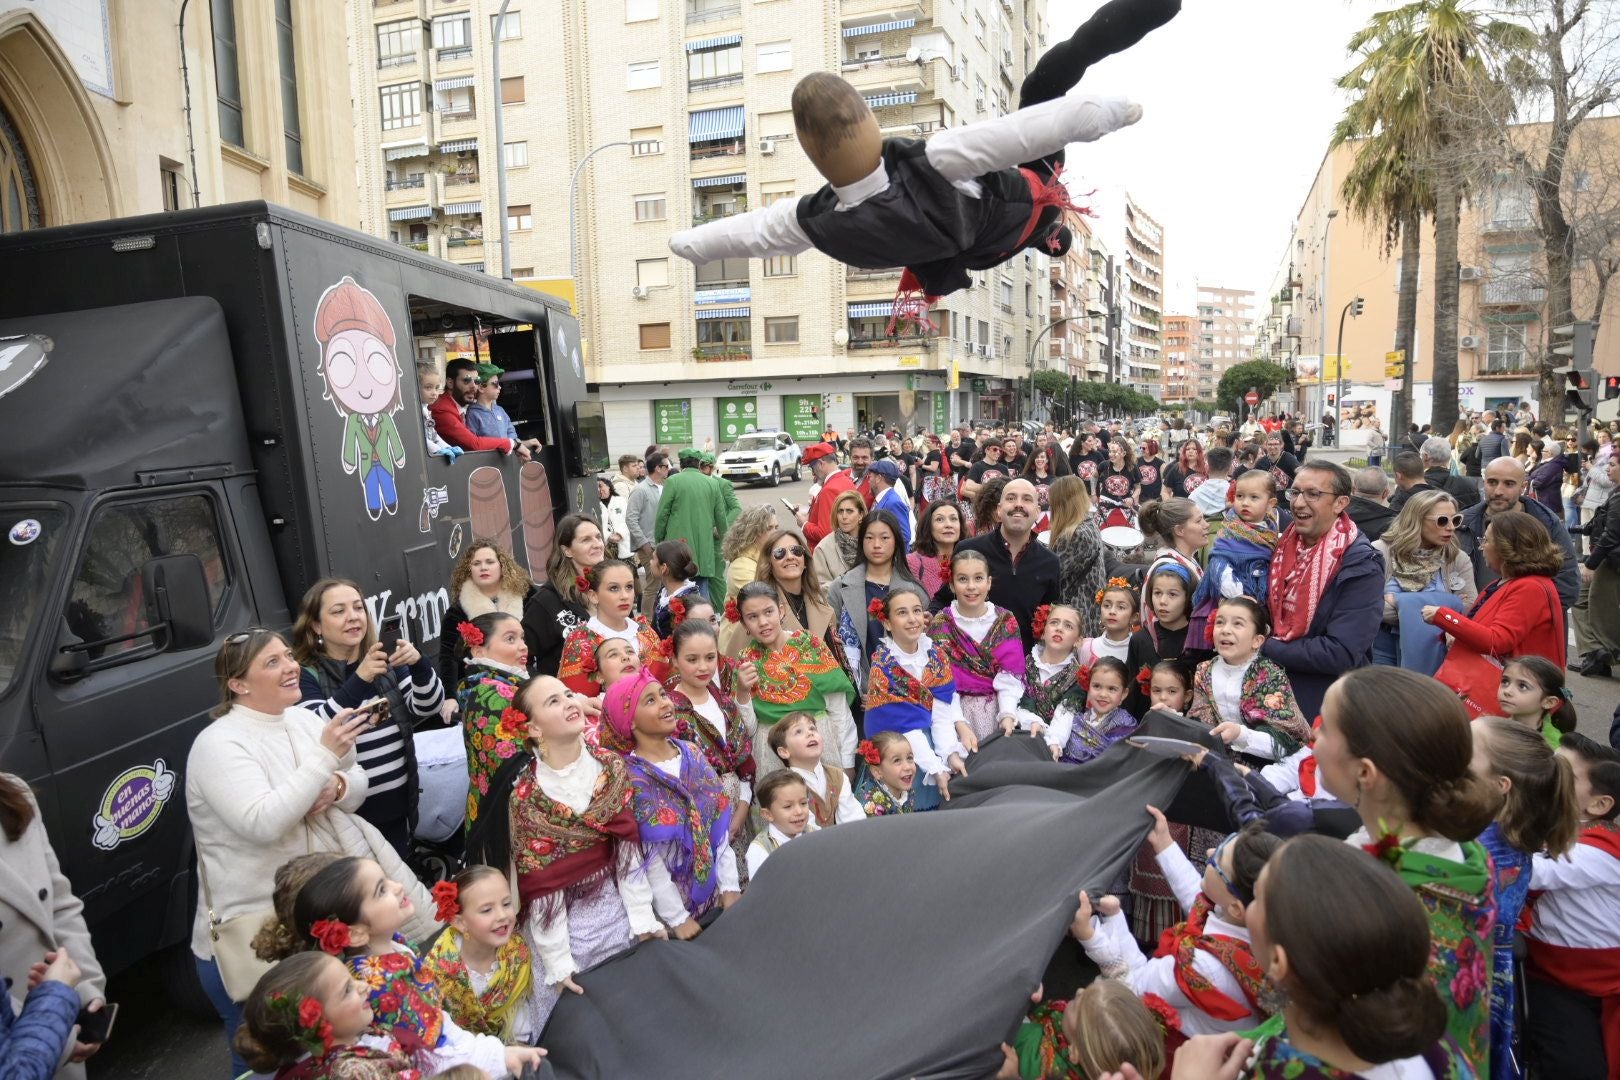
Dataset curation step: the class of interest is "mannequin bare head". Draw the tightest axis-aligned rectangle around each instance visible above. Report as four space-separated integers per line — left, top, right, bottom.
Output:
792 72 882 188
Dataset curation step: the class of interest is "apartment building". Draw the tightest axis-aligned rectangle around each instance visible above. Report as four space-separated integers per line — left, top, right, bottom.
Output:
0 0 355 233
1048 215 1091 376
1193 285 1254 400
350 0 1054 451
1160 314 1195 404
1267 119 1620 426
1119 194 1164 398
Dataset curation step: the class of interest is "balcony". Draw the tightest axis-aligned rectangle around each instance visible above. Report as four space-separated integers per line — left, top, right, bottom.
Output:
840 56 930 96
689 73 744 93
1478 355 1537 377
446 235 483 249
404 240 430 252
385 173 426 192
1481 280 1546 306
690 139 745 163
687 0 740 23
378 53 419 70
443 171 480 189
694 343 753 361
435 45 473 69
1483 216 1536 234
848 333 930 350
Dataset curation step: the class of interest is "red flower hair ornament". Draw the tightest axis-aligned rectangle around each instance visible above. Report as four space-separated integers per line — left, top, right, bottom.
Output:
496 706 530 743
1031 604 1051 638
1361 825 1404 867
867 597 888 622
1136 664 1154 694
723 598 742 624
1076 664 1093 694
575 574 591 593
669 596 688 626
457 621 484 648
267 993 335 1057
431 880 460 922
858 739 882 766
309 918 351 956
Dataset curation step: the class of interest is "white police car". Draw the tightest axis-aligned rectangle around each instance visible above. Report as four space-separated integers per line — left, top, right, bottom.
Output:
717 429 803 486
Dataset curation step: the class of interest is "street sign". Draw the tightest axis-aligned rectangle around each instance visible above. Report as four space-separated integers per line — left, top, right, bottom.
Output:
1244 389 1260 406
1385 350 1405 379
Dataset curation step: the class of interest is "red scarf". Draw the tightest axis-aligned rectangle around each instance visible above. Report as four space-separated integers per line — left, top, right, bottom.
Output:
1268 515 1358 642
1152 895 1271 1023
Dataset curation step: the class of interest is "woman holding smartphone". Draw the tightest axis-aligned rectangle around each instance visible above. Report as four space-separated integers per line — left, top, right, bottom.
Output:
291 577 445 858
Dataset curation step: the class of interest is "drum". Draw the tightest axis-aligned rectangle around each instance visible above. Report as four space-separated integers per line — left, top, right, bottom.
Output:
1100 525 1146 552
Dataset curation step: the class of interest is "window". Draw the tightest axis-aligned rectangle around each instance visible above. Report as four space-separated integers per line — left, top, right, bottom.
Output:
376 19 419 66
507 204 532 231
492 11 521 39
275 0 303 175
761 187 794 206
161 163 183 212
500 76 525 104
998 280 1013 309
689 44 742 87
503 141 528 168
636 258 669 288
696 257 748 287
628 60 661 90
433 15 471 52
631 125 664 156
974 11 986 41
211 0 244 147
757 41 792 73
510 266 535 279
759 110 794 140
634 192 666 221
1486 324 1527 373
66 496 228 661
696 318 751 347
1491 181 1533 227
379 82 422 130
640 322 672 349
627 0 658 20
763 255 795 277
765 317 798 343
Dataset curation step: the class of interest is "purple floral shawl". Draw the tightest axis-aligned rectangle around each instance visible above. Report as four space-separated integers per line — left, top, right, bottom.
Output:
625 739 732 910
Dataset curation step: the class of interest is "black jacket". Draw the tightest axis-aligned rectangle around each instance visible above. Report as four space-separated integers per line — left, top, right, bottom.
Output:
1423 466 1480 510
952 528 1061 650
1388 481 1434 515
1346 496 1398 542
1587 490 1620 570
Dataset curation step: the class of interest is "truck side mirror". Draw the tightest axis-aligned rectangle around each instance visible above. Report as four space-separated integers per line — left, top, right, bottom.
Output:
141 554 214 652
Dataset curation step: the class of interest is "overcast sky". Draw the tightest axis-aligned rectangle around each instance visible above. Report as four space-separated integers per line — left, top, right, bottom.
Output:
1045 0 1386 311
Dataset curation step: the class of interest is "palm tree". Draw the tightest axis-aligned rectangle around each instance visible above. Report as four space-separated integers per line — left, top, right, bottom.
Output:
1337 2 1532 435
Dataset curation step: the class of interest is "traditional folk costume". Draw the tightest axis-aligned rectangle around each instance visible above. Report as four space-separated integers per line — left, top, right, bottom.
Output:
853 774 914 817
930 602 1026 743
347 936 511 1077
456 658 528 832
667 678 757 878
557 615 660 697
420 928 541 1044
1078 841 1274 1038
863 634 967 812
504 744 659 1027
1188 509 1280 651
624 739 739 927
1049 703 1137 765
737 630 858 777
1478 823 1531 1080
1523 819 1620 1080
1187 654 1310 766
652 580 707 640
1240 1013 1478 1080
1078 631 1133 668
1011 995 1184 1080
1355 830 1497 1076
791 762 865 827
745 820 817 880
1012 643 1087 740
270 1038 426 1080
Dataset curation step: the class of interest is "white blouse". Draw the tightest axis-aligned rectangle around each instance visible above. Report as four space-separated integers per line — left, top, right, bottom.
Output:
883 634 968 780
685 690 758 805
948 602 1025 717
1015 645 1080 744
1212 655 1283 760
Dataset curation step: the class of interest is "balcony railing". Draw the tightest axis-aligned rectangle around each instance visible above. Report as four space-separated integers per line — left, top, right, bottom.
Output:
687 1 740 22
691 140 745 161
378 53 417 69
436 45 473 62
385 174 426 190
439 107 477 122
692 206 744 224
1482 280 1546 306
847 333 931 350
444 172 480 187
694 343 753 360
447 236 483 248
689 73 744 93
1480 356 1537 376
1484 216 1536 234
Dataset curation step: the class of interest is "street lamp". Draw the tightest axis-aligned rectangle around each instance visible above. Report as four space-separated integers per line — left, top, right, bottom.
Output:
1315 208 1338 419
1333 295 1365 445
491 0 516 279
567 141 632 311
1028 317 1077 423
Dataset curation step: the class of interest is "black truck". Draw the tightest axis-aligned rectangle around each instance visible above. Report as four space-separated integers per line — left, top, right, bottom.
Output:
0 202 602 997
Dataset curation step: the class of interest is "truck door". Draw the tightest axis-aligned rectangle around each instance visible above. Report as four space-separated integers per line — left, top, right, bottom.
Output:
32 487 253 973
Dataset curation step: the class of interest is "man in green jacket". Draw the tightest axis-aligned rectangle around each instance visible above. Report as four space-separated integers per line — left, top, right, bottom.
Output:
655 448 729 604
700 450 742 531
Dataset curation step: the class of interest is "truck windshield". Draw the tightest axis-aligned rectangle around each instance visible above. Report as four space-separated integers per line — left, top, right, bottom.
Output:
0 506 67 696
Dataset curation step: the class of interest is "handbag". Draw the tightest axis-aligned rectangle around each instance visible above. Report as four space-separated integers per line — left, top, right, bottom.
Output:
197 853 276 1002
1434 645 1503 719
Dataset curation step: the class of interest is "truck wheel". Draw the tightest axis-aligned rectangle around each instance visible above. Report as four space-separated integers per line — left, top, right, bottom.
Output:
158 943 221 1019
769 464 780 487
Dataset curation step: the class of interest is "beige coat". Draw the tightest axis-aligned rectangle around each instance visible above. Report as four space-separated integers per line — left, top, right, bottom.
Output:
0 780 107 1078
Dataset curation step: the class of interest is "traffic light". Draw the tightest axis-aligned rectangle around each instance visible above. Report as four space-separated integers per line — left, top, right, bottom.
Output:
1327 393 1337 406
1566 370 1595 413
1351 297 1366 317
1606 375 1620 401
1553 321 1596 415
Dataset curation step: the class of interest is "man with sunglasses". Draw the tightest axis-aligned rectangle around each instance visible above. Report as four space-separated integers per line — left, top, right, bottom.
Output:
1261 460 1383 717
429 358 528 457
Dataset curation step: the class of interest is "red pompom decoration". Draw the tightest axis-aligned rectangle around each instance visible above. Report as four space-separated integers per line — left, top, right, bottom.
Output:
858 739 882 766
1031 604 1051 638
430 880 460 922
310 918 351 955
723 598 742 624
1076 664 1093 693
1136 664 1154 693
457 620 484 648
867 597 887 621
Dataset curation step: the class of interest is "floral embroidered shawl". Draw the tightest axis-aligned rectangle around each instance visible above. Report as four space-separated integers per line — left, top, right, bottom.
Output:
1479 822 1530 1080
1060 707 1138 765
1151 894 1272 1024
863 637 955 736
667 680 755 784
626 739 732 911
457 661 527 830
419 928 533 1041
854 774 913 817
272 1038 424 1080
510 747 642 920
738 631 854 728
1017 646 1085 722
928 605 1026 697
1187 655 1311 757
1242 1014 1478 1079
349 937 444 1049
558 617 660 696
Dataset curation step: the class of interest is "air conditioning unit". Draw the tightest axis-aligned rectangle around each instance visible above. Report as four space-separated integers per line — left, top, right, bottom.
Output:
758 139 776 154
1459 334 1481 350
1459 266 1483 282
974 96 986 112
631 285 649 299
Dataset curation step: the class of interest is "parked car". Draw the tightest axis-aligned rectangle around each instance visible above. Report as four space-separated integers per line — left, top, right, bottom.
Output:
717 429 803 486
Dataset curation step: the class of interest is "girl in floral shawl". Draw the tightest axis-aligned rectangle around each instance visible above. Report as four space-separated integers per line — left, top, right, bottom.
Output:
603 668 740 939
1186 598 1310 767
665 618 757 877
464 675 663 1029
929 549 1027 748
732 581 858 781
557 560 660 697
1311 667 1504 1076
419 866 543 1044
1237 834 1478 1080
454 612 530 832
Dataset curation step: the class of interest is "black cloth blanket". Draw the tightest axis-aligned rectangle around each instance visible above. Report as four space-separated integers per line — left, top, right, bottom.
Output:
540 711 1230 1079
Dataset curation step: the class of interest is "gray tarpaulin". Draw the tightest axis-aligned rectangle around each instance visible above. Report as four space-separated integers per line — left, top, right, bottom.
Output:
541 712 1230 1079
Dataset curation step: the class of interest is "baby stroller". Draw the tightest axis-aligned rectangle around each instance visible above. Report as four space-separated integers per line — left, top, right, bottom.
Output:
409 726 469 883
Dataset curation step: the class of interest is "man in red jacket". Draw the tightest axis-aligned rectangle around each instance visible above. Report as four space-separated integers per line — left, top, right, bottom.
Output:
431 358 528 458
798 442 854 548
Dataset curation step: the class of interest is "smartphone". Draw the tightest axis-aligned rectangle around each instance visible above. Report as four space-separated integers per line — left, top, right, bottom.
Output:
779 497 799 516
357 695 388 728
378 612 406 654
75 1001 118 1045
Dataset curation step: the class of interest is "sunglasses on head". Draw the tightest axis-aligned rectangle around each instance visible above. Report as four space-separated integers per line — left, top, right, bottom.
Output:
225 626 275 646
772 545 807 560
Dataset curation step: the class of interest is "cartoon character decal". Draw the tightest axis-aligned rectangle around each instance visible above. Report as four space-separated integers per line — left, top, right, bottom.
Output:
314 277 406 521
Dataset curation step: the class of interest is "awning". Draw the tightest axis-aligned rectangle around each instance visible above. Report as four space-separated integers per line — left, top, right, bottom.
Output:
693 172 746 189
388 205 432 221
688 105 745 143
443 200 482 215
843 18 915 37
384 143 430 161
685 33 742 52
438 137 478 153
696 306 750 320
848 301 894 318
864 91 918 108
434 76 476 91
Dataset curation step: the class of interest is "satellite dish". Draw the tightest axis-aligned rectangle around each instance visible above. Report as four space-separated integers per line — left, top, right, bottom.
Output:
833 329 850 347
905 44 921 63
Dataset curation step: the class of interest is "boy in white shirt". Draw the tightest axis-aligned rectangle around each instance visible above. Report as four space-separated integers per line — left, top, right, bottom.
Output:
745 770 819 880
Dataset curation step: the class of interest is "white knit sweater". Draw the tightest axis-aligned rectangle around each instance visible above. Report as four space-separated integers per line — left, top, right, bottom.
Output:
185 704 368 958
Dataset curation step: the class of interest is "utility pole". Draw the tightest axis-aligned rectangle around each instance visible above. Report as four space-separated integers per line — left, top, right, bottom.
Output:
1333 295 1364 446
1315 209 1338 420
491 0 515 279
